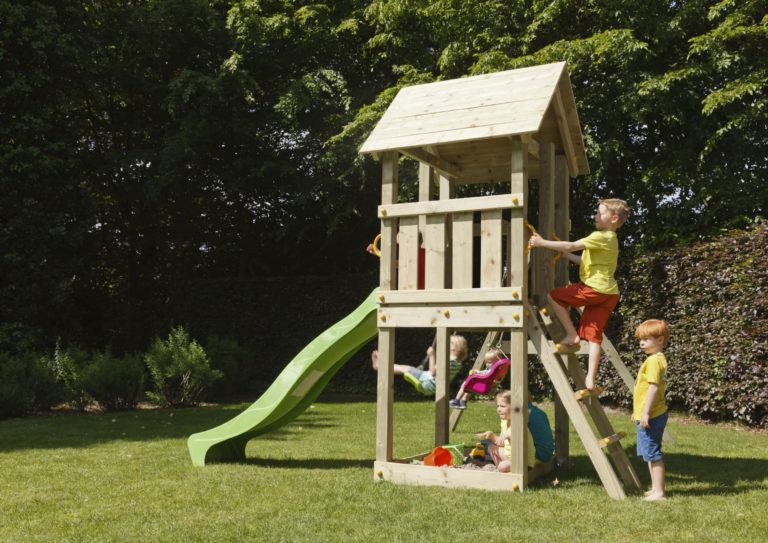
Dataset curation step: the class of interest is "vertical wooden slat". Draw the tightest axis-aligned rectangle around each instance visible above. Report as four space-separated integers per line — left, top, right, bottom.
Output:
434 327 450 445
553 153 571 465
380 152 399 292
480 210 503 288
439 174 454 289
424 214 446 289
418 162 432 235
452 212 473 288
508 136 529 488
398 217 419 290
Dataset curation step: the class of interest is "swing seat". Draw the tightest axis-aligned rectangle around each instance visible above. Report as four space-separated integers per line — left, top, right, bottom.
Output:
464 358 511 395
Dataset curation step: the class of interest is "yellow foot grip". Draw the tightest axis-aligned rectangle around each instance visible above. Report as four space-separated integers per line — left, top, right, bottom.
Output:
555 343 580 354
574 386 604 400
599 431 626 448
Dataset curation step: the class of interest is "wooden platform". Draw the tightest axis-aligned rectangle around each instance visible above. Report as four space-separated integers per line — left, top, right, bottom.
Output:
373 458 554 493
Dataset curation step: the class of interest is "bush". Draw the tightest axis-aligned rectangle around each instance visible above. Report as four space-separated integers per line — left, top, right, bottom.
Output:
0 353 35 418
80 351 145 410
144 326 222 407
602 225 768 428
0 351 63 419
204 335 257 398
50 341 93 411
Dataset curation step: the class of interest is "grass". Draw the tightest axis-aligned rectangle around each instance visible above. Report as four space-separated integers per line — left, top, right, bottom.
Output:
1 396 767 543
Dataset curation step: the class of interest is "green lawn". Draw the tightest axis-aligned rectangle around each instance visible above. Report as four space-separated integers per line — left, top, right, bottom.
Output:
1 397 766 542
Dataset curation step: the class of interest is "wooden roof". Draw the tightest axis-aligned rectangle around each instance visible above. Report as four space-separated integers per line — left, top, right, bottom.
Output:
359 62 589 178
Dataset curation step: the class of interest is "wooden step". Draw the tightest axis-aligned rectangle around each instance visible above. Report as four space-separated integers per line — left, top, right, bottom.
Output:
575 386 604 400
599 432 626 448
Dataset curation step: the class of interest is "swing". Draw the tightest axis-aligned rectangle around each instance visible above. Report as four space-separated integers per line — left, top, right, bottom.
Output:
463 357 511 396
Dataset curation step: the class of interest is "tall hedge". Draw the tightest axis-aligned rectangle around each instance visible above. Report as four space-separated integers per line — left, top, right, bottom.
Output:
599 224 768 428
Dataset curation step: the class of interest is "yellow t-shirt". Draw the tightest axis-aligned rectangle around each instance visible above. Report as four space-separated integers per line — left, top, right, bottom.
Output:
578 230 619 295
633 353 668 420
501 419 536 468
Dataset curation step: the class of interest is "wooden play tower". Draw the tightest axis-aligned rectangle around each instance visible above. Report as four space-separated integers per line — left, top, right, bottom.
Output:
359 62 641 498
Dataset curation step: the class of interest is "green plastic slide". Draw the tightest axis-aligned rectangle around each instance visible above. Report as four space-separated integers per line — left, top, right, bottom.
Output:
187 289 379 466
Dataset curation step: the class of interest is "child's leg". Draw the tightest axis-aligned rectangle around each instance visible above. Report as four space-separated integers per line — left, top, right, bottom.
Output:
454 383 466 401
370 351 415 376
488 443 508 471
547 292 580 345
645 460 666 500
585 341 601 390
638 412 668 500
494 445 511 473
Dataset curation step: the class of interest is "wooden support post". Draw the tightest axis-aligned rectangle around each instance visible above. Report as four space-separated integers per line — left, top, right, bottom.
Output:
435 327 450 445
375 329 395 462
376 152 399 465
533 142 555 306
553 153 571 467
509 136 529 488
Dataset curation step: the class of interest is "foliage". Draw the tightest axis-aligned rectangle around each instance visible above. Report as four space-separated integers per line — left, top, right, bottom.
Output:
0 351 62 419
1 1 765 427
80 351 145 410
602 224 768 428
203 334 258 397
50 341 93 411
144 326 222 407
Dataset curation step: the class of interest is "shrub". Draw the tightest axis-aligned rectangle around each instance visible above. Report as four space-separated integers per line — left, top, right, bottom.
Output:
144 326 222 407
0 352 63 419
50 341 92 411
204 335 257 398
603 225 768 428
80 351 145 410
0 353 35 418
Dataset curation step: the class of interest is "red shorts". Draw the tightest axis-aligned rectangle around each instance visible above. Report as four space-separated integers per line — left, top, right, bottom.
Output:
550 282 618 344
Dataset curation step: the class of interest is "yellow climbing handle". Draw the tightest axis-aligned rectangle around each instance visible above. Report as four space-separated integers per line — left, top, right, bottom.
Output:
371 233 381 257
527 222 563 265
525 222 537 255
551 232 563 265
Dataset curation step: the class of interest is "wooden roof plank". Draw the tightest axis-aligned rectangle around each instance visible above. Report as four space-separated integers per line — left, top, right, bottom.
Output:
360 62 589 176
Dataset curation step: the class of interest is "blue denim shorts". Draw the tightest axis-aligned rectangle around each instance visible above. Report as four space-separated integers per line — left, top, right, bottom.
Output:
636 411 668 462
406 367 436 394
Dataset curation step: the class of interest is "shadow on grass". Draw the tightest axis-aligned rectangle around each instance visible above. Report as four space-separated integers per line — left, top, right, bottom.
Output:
558 449 768 496
240 457 371 469
0 403 340 453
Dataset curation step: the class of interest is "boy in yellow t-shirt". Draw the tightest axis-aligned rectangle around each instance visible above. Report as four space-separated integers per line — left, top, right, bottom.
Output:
529 198 630 390
633 319 670 501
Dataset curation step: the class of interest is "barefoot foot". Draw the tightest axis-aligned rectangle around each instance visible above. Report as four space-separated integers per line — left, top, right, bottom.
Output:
585 373 596 391
371 350 379 371
643 492 667 501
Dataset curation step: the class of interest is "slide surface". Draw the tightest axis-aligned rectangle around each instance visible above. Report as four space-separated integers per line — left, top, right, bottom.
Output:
187 289 379 466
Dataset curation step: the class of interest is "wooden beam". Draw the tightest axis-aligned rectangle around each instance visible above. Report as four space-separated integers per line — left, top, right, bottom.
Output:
552 89 578 178
377 305 525 329
375 328 395 462
553 153 570 466
435 328 450 445
379 153 398 292
377 287 522 305
509 136 529 487
532 142 555 307
374 460 524 492
379 193 524 219
521 134 540 159
400 147 461 178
